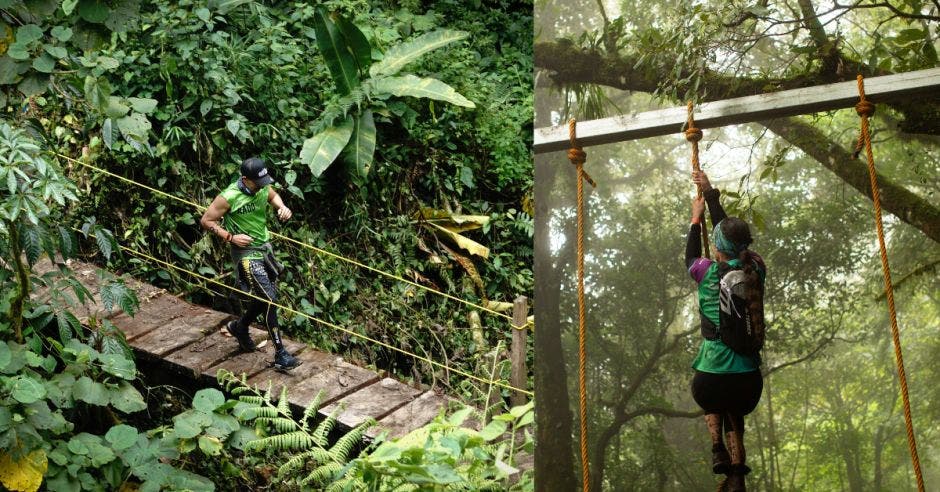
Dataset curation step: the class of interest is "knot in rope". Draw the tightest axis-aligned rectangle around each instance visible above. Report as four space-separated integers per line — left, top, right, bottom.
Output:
567 148 587 166
684 127 703 143
855 100 875 118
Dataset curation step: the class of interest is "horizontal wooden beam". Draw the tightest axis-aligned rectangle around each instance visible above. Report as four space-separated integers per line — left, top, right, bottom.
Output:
534 68 940 153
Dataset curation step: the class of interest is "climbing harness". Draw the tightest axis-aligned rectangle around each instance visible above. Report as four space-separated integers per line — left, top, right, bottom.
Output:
854 74 924 492
567 119 595 491
685 102 710 258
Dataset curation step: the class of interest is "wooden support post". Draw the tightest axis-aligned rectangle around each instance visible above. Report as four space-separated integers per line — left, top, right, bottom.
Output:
533 67 940 153
510 295 530 408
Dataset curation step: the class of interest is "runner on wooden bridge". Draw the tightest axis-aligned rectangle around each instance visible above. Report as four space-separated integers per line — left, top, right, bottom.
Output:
200 157 302 372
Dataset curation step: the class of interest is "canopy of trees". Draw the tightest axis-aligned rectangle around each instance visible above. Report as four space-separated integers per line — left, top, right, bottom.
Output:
535 0 939 490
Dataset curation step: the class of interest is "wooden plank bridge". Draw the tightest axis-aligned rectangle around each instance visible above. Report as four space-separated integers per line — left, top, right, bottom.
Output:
32 258 454 438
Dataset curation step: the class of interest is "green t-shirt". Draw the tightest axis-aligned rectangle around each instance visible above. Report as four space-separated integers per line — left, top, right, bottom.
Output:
691 258 761 374
220 180 270 259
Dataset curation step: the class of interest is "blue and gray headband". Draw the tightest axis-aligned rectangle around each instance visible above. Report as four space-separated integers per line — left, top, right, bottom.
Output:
712 219 750 256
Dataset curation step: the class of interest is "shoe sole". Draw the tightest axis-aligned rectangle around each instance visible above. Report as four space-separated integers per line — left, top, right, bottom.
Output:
273 360 303 373
226 322 257 352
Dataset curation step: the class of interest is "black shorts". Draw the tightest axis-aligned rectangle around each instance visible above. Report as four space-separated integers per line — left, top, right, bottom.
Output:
691 370 763 416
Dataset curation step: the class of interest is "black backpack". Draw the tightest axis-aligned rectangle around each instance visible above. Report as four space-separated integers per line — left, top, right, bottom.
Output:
716 263 765 356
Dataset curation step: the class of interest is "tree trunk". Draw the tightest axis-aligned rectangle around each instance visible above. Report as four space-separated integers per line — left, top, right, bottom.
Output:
7 220 28 343
534 151 577 492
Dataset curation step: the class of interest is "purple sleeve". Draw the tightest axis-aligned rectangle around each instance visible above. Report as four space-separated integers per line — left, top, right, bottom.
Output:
689 257 713 284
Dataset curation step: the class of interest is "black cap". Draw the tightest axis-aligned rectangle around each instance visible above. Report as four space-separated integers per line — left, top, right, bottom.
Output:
241 157 274 186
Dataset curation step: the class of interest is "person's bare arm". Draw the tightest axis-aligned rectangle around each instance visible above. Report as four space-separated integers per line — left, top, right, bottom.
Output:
268 187 291 221
200 195 252 247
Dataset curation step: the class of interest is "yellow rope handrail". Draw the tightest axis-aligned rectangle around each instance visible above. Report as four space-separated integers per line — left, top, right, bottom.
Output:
54 152 523 324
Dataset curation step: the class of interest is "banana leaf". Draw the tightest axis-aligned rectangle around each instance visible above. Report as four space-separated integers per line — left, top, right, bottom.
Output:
333 13 371 74
370 75 474 108
313 8 359 95
342 109 376 178
370 29 468 77
300 116 354 178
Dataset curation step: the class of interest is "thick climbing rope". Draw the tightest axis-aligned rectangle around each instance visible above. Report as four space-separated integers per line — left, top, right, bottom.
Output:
567 119 595 491
685 102 710 259
71 226 533 396
854 74 924 492
54 152 520 324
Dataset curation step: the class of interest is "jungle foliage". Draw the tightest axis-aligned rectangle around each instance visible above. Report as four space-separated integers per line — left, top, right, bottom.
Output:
1 0 533 489
1 0 533 401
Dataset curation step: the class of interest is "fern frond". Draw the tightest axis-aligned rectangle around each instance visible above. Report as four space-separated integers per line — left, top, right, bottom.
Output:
301 389 326 432
240 395 265 405
311 414 337 448
256 416 298 434
325 476 369 492
276 385 290 415
301 462 344 486
329 418 375 461
262 380 274 402
277 448 335 477
247 431 316 451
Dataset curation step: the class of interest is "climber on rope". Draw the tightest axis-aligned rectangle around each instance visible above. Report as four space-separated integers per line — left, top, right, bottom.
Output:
200 157 302 372
685 170 765 492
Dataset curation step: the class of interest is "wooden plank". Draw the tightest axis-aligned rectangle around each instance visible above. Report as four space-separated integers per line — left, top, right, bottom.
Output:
129 307 228 357
109 293 193 340
320 378 423 429
533 67 940 153
367 391 448 439
287 358 381 408
163 330 240 376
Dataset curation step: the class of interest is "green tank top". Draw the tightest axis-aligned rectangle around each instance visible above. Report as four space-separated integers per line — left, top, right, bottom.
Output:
220 180 270 259
692 258 760 374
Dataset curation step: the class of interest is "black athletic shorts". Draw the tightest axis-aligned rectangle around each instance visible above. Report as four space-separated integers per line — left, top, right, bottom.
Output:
691 369 763 415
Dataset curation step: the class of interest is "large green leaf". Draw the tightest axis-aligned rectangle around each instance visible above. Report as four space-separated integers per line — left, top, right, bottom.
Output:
371 75 475 108
313 9 359 95
342 109 376 178
370 30 468 77
333 14 371 74
300 117 354 178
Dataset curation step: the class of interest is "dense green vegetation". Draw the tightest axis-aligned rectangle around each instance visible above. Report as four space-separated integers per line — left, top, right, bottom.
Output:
1 0 533 489
535 0 939 490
